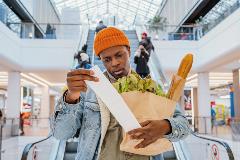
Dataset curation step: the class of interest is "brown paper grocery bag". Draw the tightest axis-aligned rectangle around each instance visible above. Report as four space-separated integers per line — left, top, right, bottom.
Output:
119 91 175 155
120 76 185 155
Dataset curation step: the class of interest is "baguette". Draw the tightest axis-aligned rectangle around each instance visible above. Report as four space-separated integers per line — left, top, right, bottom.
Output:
167 53 193 100
177 54 193 79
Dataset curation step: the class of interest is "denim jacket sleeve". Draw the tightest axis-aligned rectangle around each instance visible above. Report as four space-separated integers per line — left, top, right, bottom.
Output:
164 104 191 142
50 93 84 140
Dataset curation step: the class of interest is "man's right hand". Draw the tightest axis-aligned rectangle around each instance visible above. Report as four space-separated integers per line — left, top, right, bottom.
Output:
65 69 99 103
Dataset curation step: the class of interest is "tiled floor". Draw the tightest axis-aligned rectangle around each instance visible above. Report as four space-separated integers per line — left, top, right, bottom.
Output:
1 119 50 160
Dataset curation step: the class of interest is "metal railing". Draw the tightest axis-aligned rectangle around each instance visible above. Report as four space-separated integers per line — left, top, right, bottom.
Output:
1 22 90 40
0 118 21 139
0 117 50 137
0 0 21 36
135 24 202 41
196 0 240 38
190 116 240 141
1 17 200 41
0 0 89 40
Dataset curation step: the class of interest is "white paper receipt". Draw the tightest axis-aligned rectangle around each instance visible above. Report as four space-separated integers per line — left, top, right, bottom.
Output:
85 65 141 132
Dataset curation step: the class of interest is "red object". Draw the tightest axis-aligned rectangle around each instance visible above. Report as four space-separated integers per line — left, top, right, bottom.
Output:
23 120 31 126
227 118 231 125
211 144 219 160
211 101 216 107
142 32 147 36
21 112 31 119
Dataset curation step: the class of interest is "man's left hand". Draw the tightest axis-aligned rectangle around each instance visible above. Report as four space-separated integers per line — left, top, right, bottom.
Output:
128 120 171 149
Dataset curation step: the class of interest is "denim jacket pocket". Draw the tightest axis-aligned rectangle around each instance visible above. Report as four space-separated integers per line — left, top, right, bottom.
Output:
84 101 100 112
83 101 101 130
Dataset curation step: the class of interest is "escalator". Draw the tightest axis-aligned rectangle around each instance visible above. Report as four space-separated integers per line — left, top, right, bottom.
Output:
20 132 235 160
21 29 235 160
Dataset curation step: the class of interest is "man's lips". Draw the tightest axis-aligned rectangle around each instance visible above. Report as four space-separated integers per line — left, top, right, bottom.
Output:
113 69 124 75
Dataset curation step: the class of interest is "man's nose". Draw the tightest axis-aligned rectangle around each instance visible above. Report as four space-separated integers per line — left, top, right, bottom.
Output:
111 58 120 67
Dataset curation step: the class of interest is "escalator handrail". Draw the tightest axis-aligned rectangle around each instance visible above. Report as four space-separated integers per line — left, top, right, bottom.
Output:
21 135 53 160
191 132 235 160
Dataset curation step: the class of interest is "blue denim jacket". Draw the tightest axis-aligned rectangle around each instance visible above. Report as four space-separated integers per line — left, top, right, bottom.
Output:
50 87 190 160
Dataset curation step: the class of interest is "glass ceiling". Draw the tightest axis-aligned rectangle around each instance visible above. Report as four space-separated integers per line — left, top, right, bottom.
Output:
52 0 163 26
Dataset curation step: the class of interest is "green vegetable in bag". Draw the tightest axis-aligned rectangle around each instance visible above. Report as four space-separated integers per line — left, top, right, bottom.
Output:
112 72 166 97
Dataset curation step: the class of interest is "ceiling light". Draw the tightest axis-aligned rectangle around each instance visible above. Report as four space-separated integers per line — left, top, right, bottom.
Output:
51 83 66 86
219 95 230 99
21 73 48 87
29 73 52 86
21 79 38 87
29 73 64 87
186 74 198 81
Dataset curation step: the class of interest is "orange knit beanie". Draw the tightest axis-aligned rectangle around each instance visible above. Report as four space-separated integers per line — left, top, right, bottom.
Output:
94 27 130 56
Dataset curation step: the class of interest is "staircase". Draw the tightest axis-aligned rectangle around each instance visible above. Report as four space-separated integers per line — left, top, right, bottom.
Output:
86 29 139 71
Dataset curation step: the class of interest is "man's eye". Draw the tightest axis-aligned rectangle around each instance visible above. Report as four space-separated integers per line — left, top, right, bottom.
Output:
116 54 122 58
104 59 110 63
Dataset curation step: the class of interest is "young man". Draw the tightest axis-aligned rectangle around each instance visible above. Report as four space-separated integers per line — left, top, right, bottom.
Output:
51 27 190 160
140 32 154 55
134 44 150 78
95 20 107 34
74 44 91 69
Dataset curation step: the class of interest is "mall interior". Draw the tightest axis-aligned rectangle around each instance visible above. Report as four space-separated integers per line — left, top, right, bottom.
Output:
0 0 240 160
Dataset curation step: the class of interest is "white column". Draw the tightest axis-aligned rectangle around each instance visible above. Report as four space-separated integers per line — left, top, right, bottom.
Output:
40 86 50 118
178 90 185 112
39 86 50 128
233 69 240 118
5 71 21 136
191 87 198 129
49 95 56 115
197 73 211 134
6 72 21 118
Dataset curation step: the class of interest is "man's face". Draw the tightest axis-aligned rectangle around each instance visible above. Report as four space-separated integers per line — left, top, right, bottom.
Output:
99 46 130 79
142 34 147 40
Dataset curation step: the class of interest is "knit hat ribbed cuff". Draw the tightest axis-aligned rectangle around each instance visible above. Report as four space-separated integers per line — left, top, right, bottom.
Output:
94 27 130 56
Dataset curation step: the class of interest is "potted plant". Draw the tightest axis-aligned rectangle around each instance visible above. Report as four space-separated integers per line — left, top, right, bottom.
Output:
146 16 168 40
147 16 168 33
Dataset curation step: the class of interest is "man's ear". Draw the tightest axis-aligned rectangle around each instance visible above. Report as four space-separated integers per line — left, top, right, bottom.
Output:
127 46 131 57
98 54 101 60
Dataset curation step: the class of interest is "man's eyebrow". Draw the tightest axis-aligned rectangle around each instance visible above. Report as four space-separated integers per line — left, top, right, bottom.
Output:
115 51 122 55
102 51 122 59
103 56 110 59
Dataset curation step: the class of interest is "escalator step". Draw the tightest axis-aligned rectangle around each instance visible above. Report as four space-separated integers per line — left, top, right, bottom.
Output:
64 153 76 160
163 150 177 160
65 142 78 153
